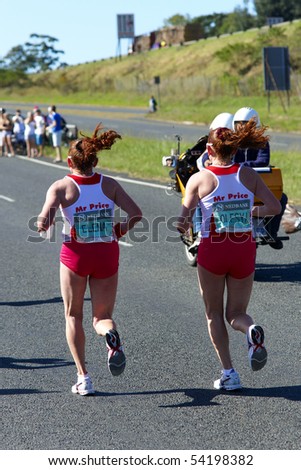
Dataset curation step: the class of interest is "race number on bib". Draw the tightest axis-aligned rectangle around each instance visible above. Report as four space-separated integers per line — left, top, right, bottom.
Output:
74 208 113 242
212 200 251 232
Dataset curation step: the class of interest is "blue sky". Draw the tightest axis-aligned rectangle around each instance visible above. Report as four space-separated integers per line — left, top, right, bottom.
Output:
1 0 254 66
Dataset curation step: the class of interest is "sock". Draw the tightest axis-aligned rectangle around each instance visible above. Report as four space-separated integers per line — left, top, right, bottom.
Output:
77 373 89 380
223 368 235 376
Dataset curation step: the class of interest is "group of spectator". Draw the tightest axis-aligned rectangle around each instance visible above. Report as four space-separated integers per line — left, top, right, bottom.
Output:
0 105 66 162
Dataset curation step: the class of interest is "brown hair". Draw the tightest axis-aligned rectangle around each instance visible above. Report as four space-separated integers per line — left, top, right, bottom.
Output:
208 119 269 161
68 123 121 172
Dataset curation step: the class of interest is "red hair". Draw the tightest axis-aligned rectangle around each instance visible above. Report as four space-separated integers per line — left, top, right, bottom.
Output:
68 123 121 172
208 119 269 161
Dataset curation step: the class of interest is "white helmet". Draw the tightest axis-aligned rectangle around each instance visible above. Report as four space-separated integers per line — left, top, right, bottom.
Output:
209 112 234 131
233 107 260 129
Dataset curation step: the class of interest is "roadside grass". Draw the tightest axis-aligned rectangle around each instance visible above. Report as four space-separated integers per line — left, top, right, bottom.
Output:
1 20 301 132
45 135 301 204
270 150 301 204
2 18 300 203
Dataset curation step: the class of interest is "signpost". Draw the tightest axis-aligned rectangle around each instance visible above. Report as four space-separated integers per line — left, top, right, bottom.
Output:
263 47 290 112
116 14 135 60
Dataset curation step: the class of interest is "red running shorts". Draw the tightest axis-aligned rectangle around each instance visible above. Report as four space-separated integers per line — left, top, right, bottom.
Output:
197 232 256 279
60 240 119 279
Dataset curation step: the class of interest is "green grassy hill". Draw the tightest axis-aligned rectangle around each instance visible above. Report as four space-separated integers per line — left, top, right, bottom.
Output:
1 20 300 202
1 19 301 132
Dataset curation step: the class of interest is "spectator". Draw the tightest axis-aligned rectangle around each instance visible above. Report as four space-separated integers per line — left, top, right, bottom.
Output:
12 109 25 146
0 109 15 157
24 111 37 158
47 105 63 163
34 109 46 157
149 96 157 113
46 106 54 146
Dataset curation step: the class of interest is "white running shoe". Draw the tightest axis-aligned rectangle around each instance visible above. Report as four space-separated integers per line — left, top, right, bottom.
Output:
106 329 126 376
247 325 267 371
71 376 95 396
214 370 242 390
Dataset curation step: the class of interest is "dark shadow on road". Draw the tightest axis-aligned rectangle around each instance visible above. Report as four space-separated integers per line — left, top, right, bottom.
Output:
0 356 73 370
92 385 301 407
255 262 301 283
0 297 63 307
0 389 57 396
0 296 91 307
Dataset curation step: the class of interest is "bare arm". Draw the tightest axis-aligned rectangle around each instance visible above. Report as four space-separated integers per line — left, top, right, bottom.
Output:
177 173 200 233
252 180 281 218
37 181 63 233
111 180 142 237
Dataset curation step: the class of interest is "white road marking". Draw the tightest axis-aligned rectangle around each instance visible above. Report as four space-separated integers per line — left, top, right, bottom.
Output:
0 195 15 202
14 155 157 248
15 155 167 189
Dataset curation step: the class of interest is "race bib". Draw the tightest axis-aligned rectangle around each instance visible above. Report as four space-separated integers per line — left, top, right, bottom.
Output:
212 200 251 232
73 208 113 242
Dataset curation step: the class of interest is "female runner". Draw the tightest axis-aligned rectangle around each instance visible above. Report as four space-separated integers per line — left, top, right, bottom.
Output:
37 123 142 395
177 120 281 390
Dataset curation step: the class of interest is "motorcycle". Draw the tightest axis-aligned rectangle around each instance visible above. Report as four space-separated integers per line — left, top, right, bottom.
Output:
162 134 289 267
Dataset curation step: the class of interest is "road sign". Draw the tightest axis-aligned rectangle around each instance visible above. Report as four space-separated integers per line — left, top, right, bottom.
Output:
117 14 135 39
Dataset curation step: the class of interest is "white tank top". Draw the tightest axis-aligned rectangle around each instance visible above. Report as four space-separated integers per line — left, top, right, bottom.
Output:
60 173 116 243
199 163 254 237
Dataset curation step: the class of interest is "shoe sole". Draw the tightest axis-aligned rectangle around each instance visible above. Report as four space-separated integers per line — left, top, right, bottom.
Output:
214 382 242 391
108 351 126 376
71 387 95 396
249 347 268 371
248 326 268 371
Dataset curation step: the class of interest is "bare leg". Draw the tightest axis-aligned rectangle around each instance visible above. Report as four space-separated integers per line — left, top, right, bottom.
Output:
55 146 62 161
60 262 88 375
26 139 31 158
6 135 15 156
225 273 254 333
90 272 118 336
197 265 233 370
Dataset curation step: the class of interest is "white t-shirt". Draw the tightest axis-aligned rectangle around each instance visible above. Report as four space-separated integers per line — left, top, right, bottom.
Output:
34 115 45 136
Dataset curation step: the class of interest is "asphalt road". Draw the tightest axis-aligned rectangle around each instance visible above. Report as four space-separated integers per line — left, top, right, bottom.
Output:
1 155 300 451
2 101 301 152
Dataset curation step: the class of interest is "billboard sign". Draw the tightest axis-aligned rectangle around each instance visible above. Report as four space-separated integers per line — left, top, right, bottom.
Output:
117 14 135 39
263 47 290 91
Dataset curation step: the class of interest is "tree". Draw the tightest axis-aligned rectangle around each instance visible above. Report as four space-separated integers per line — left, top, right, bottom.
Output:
3 45 36 73
3 34 65 73
253 0 301 25
163 14 190 27
191 13 228 37
218 7 256 34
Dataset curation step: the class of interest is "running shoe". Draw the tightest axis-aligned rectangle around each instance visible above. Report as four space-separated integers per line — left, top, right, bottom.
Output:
247 325 268 371
71 376 95 396
214 369 242 391
106 329 126 376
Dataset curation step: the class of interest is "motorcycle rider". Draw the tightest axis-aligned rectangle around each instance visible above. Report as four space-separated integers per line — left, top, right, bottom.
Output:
232 107 287 249
189 113 234 253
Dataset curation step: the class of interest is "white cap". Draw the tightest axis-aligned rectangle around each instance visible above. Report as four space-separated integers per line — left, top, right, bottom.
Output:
209 112 234 131
233 107 260 129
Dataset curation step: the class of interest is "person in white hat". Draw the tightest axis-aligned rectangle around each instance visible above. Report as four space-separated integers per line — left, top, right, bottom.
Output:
232 107 287 249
